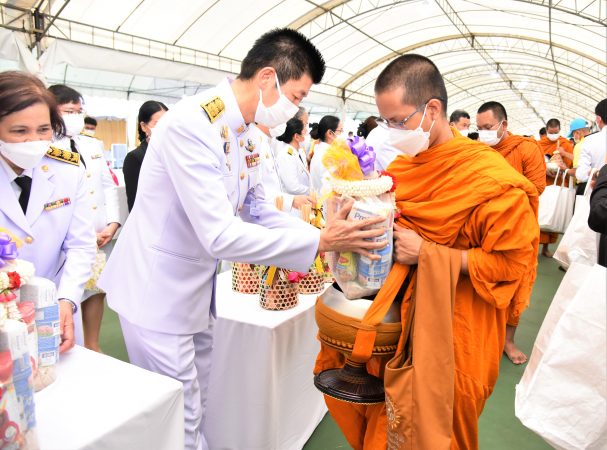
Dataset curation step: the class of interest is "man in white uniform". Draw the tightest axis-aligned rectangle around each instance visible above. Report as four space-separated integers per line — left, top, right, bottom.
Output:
49 84 121 351
576 98 607 183
98 29 386 450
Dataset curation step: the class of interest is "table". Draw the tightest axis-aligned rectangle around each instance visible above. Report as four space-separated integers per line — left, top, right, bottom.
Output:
36 346 184 450
204 272 328 450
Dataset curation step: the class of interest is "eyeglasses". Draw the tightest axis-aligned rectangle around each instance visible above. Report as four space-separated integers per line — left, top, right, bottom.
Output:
377 103 426 130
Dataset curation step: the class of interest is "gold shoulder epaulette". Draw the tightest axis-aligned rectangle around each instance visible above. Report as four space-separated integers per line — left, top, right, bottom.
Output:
201 96 225 123
287 148 294 156
46 146 80 166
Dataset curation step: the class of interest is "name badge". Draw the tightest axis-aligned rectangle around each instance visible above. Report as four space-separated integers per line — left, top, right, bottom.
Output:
91 154 103 160
245 153 260 169
44 198 71 211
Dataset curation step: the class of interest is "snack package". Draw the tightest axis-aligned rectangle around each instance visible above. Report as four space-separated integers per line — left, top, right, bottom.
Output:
323 137 396 299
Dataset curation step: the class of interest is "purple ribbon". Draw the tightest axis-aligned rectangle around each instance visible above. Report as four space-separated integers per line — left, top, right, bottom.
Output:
0 233 17 268
347 136 376 176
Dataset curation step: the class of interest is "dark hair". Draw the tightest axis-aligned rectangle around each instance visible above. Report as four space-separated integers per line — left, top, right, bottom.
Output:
546 118 561 129
449 109 470 124
138 100 168 142
309 115 339 142
539 127 547 136
0 71 65 136
276 118 304 143
375 54 448 116
84 116 97 126
48 84 83 106
467 131 479 141
595 98 607 123
239 28 325 84
357 116 378 138
477 101 508 121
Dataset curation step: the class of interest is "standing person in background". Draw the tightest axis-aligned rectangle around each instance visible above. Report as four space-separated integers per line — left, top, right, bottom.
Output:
0 72 96 354
576 99 607 191
276 117 311 196
588 153 607 267
449 109 471 136
83 116 97 136
252 119 313 213
476 101 545 365
309 114 342 192
537 118 574 257
356 116 377 139
48 84 121 351
122 100 168 212
564 118 591 194
538 127 547 139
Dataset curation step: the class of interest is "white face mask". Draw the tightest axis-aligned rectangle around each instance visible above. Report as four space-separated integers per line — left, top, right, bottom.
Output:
269 123 287 138
478 122 504 147
0 139 51 169
460 128 470 137
386 105 434 157
254 74 299 128
62 113 85 137
84 129 95 136
547 133 560 142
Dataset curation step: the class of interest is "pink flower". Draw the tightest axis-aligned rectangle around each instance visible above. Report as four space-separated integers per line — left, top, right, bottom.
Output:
287 272 306 283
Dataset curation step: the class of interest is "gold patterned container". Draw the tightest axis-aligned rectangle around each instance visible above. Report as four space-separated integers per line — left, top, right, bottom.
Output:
231 263 260 294
259 277 299 310
298 271 325 295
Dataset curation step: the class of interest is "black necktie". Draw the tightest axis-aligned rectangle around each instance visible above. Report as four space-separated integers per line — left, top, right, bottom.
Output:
70 139 86 168
14 175 32 214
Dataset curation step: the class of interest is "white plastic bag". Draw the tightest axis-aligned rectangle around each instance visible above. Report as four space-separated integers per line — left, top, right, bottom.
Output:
554 173 599 268
538 169 576 233
327 194 394 299
515 263 607 450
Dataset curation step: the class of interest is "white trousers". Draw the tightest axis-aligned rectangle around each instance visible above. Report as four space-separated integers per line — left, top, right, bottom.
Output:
119 315 214 450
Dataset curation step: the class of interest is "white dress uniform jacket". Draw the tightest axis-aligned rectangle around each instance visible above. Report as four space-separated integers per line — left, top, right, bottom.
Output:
0 151 96 303
54 135 121 232
98 78 320 335
576 126 607 182
250 125 295 212
309 140 330 194
276 143 310 195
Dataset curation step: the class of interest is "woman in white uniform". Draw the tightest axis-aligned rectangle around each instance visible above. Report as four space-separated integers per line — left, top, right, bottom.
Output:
48 84 121 352
309 115 342 193
276 116 311 195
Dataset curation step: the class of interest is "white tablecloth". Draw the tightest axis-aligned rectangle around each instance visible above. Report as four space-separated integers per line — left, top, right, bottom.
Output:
204 272 327 450
36 346 184 450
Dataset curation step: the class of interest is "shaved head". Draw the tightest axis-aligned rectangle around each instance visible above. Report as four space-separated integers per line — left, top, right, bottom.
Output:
477 101 508 121
375 54 448 116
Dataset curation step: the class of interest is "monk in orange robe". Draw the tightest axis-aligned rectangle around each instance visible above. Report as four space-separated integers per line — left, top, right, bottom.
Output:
476 101 545 364
315 55 539 450
537 118 574 257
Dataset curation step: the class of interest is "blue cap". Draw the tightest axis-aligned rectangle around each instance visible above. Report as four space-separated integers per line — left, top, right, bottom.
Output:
568 118 588 138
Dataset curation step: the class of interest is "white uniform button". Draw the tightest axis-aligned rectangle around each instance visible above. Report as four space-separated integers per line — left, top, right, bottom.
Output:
92 205 97 210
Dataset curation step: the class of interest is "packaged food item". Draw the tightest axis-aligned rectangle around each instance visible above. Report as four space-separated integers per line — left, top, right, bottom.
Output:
18 277 59 391
322 137 396 299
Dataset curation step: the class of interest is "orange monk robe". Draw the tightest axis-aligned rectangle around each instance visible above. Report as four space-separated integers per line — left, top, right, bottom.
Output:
494 133 546 195
315 131 539 450
537 135 574 244
493 133 545 327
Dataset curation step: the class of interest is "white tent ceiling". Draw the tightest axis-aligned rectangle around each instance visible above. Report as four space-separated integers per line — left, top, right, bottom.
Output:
0 0 605 135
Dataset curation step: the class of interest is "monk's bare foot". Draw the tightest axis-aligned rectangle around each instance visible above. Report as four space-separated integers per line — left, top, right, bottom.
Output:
541 245 553 258
504 341 527 364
